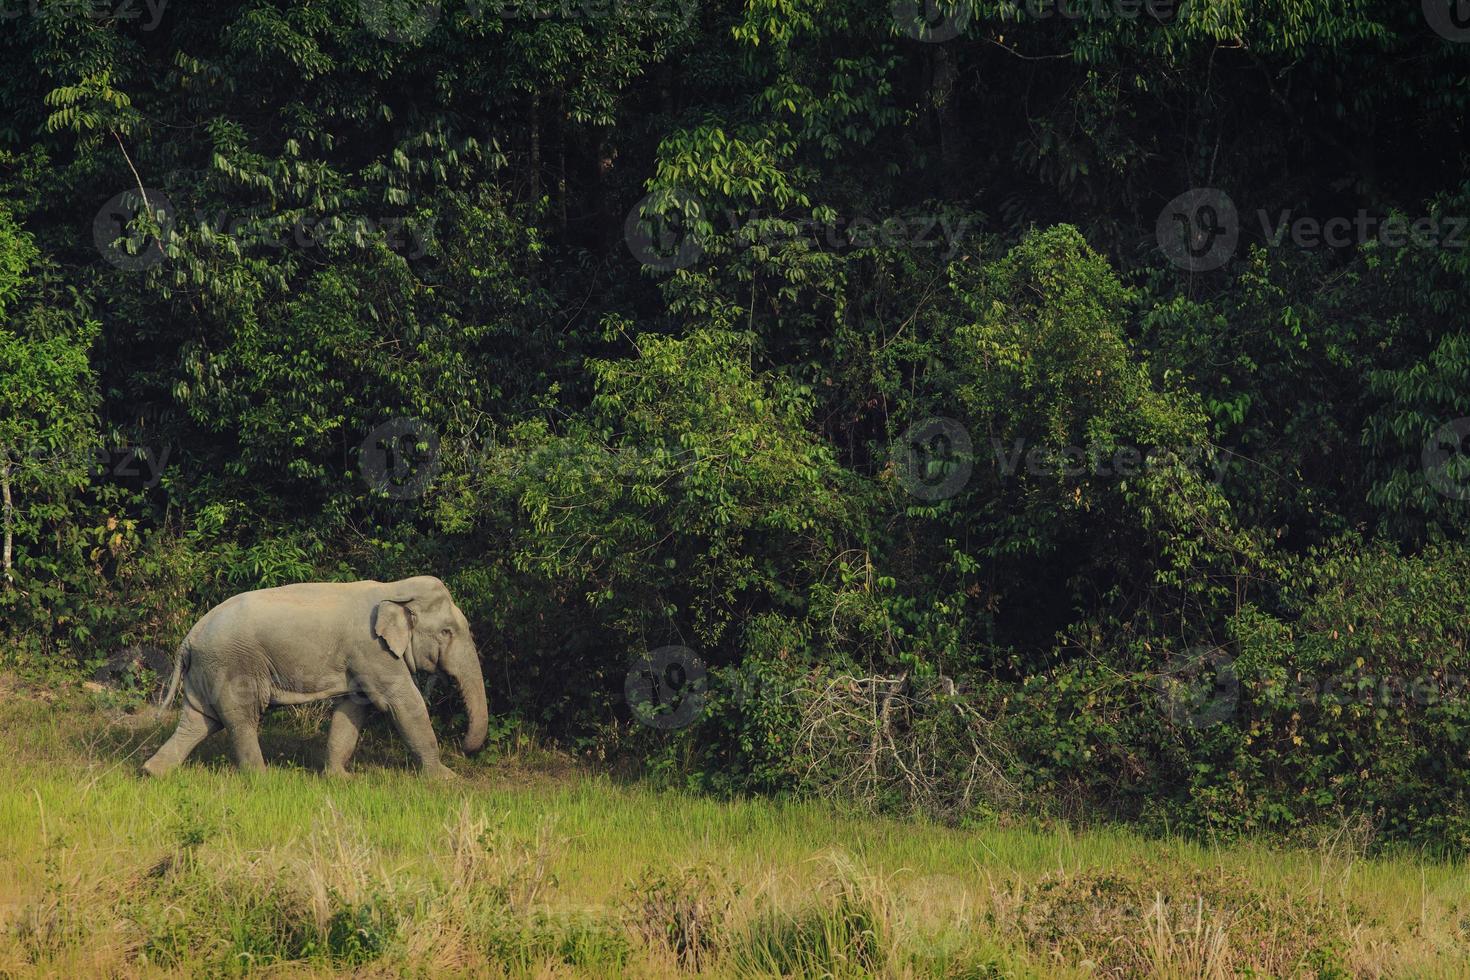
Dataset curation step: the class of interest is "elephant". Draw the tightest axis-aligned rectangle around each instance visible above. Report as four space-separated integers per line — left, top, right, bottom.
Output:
142 576 488 778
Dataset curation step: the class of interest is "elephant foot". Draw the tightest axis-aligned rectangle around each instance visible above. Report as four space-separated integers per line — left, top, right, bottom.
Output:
323 765 352 779
141 756 171 778
423 764 459 781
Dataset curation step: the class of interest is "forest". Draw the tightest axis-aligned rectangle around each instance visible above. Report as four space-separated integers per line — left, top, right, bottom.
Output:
3 0 1470 856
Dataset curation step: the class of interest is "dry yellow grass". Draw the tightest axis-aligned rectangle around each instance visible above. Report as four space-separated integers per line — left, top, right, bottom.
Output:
0 686 1465 976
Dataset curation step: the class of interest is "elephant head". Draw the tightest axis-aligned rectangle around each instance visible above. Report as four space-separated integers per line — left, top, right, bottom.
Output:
372 577 489 754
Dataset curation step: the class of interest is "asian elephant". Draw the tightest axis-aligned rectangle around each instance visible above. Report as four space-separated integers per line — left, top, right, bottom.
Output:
142 576 488 778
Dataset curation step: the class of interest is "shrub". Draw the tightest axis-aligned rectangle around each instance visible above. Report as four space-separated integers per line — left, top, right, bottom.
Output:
732 855 893 977
623 864 736 970
991 863 1347 978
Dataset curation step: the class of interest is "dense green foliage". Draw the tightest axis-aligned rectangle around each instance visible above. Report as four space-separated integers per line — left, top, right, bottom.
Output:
2 0 1469 847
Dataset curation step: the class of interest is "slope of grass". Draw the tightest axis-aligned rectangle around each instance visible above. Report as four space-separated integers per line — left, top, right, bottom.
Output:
0 682 1466 977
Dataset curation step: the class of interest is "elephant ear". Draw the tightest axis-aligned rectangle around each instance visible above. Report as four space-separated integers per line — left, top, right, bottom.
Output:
373 600 415 658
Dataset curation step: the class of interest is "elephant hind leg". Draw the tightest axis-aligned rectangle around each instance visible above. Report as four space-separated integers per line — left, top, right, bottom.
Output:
142 702 221 777
324 697 369 776
226 722 267 772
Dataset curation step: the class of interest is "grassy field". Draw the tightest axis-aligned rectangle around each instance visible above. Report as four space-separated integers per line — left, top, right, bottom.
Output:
0 682 1467 977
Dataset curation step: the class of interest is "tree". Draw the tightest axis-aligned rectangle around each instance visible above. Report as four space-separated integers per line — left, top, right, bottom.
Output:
0 208 98 588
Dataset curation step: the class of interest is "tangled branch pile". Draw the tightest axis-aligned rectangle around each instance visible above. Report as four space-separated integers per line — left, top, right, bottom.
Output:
791 674 1018 820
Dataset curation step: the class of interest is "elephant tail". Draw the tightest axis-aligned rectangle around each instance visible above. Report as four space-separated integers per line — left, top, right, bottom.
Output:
158 644 188 708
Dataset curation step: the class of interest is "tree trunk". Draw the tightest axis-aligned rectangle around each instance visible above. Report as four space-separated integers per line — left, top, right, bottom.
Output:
1 452 13 587
931 45 959 188
557 92 568 234
530 93 541 204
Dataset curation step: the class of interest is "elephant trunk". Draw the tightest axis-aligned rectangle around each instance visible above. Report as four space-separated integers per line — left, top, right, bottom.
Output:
448 648 489 754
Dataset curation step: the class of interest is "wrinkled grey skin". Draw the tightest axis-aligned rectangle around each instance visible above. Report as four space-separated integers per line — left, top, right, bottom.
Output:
142 577 488 779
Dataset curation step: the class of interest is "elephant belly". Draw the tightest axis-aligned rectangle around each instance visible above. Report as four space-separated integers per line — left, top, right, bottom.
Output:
269 683 352 705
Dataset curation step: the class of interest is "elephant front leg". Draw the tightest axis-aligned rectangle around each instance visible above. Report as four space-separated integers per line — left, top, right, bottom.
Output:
324 697 369 776
385 688 456 779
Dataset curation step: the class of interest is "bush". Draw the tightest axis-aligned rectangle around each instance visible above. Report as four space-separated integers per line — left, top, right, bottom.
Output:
989 538 1470 848
1212 539 1470 847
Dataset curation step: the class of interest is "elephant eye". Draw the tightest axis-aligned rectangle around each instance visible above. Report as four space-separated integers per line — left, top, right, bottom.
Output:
440 628 452 637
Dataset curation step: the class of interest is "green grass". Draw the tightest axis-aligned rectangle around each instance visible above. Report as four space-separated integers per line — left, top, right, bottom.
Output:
0 682 1467 976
